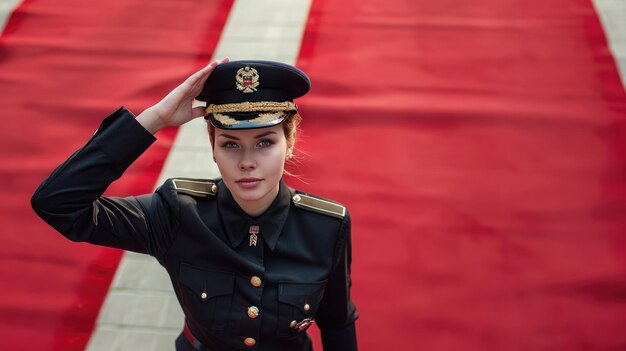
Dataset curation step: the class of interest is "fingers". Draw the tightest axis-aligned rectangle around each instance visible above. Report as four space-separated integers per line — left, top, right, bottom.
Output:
197 57 229 78
187 60 219 86
188 56 230 93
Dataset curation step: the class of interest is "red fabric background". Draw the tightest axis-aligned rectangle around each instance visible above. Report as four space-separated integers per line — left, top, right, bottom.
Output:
291 0 626 350
0 0 625 350
0 0 232 350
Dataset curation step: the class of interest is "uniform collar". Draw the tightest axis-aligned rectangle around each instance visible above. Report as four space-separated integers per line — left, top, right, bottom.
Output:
217 180 290 251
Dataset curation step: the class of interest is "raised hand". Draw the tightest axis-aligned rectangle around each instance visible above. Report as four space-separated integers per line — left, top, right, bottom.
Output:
137 57 229 133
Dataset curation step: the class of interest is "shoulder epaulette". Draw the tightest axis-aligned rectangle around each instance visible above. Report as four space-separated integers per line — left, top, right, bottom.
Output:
172 178 218 197
292 192 346 219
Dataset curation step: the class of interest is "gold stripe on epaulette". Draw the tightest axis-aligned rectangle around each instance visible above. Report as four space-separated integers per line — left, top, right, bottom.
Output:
172 179 218 197
292 193 346 219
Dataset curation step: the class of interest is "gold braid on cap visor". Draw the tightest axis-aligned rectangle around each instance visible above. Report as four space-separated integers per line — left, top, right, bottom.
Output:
212 112 286 126
206 101 297 114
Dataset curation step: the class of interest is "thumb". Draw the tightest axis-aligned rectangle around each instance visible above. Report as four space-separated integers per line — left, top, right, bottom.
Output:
192 106 208 119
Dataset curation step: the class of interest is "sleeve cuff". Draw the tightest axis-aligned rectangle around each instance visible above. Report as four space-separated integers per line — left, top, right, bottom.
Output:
93 107 157 169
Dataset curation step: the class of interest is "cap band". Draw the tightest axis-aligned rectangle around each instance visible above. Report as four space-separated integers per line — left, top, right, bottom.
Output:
212 111 289 127
206 101 297 114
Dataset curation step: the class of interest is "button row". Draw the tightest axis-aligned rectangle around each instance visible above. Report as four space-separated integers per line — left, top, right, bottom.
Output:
245 275 262 347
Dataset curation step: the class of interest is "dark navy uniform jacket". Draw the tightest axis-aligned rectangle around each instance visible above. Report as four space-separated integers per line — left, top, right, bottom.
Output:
31 108 358 351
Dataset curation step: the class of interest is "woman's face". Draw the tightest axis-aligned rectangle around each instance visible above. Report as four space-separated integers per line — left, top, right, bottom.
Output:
213 124 288 216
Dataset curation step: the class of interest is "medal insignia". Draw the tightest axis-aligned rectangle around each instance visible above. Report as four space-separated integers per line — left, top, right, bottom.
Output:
293 318 315 332
236 66 260 93
249 225 259 247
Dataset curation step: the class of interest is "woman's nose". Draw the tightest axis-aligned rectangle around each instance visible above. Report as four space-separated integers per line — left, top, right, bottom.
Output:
239 152 256 170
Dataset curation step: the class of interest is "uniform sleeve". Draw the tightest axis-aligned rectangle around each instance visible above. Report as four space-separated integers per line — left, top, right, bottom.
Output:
316 211 358 351
31 107 179 257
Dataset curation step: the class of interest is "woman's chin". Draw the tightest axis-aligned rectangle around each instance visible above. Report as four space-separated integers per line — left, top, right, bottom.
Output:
231 186 266 202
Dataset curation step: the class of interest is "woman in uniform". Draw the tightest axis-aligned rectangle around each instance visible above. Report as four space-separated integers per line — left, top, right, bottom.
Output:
31 59 358 351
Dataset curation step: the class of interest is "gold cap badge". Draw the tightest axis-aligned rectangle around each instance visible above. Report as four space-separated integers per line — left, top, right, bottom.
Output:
236 66 259 93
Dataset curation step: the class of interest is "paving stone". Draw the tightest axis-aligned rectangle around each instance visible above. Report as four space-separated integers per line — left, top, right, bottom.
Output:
130 294 170 327
98 291 137 325
154 332 180 351
159 296 186 329
112 257 172 291
119 330 158 351
86 328 123 351
123 250 152 261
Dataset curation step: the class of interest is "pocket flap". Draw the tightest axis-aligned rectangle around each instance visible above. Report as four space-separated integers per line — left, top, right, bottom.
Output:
179 263 235 300
278 281 327 308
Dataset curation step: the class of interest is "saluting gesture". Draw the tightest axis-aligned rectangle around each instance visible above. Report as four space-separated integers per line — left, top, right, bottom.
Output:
137 57 230 133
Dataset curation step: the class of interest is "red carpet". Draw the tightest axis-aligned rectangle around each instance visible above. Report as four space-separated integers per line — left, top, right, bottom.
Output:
0 0 232 350
292 0 626 350
1 0 626 350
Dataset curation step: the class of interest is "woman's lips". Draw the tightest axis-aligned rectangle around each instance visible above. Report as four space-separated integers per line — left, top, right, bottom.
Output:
236 178 262 189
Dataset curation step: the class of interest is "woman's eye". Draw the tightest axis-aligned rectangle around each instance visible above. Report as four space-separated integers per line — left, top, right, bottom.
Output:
222 141 239 149
257 139 274 148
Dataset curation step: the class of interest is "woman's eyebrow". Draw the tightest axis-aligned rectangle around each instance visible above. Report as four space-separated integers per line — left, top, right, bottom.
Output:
217 131 276 140
218 133 239 140
254 131 277 138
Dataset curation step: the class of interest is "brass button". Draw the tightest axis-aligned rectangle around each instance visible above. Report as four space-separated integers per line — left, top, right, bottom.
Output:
211 184 218 194
292 194 301 203
200 292 207 300
250 276 262 287
244 338 256 347
304 303 310 312
247 306 260 319
289 320 297 328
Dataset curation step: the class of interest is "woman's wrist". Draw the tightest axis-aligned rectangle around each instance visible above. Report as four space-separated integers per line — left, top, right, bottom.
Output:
136 106 167 134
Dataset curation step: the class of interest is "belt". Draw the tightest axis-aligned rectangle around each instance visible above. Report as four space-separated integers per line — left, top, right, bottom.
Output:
183 323 211 351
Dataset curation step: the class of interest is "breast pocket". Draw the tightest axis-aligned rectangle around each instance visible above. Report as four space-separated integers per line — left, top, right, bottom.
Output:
179 263 235 331
277 281 327 337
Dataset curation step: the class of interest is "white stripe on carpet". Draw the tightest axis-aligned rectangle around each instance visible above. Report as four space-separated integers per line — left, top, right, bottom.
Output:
0 0 22 33
593 0 626 88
